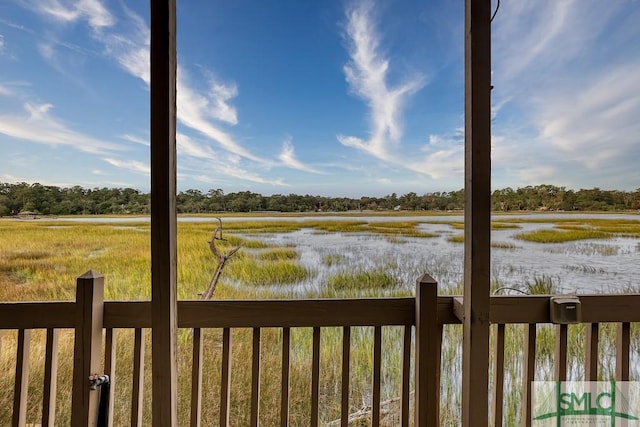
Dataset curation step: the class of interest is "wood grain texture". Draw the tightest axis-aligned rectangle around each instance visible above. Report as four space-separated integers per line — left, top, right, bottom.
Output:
219 328 232 427
462 0 492 423
190 328 203 427
492 324 505 427
150 0 178 424
280 327 291 427
131 328 145 427
554 324 567 382
341 327 351 427
12 329 31 427
616 322 630 381
71 271 104 427
42 328 59 427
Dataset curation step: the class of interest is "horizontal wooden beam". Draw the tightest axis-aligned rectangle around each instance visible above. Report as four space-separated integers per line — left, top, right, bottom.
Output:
0 303 75 329
5 294 640 330
103 298 416 329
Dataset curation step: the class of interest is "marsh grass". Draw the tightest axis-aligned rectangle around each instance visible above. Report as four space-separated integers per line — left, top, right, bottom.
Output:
1 217 639 425
327 267 399 291
514 228 608 243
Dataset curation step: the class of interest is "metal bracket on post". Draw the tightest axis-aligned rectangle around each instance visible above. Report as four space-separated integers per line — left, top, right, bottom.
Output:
89 374 111 427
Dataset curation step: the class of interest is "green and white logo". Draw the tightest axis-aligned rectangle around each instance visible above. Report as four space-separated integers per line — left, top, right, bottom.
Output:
532 381 640 426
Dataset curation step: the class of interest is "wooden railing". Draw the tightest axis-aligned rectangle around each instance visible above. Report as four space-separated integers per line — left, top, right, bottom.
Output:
2 271 639 426
0 272 439 426
441 293 640 426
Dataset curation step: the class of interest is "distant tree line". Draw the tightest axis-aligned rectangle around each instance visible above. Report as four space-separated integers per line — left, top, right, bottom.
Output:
1 182 639 216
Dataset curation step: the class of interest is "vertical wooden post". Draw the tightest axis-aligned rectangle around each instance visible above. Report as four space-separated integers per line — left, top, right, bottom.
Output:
12 329 31 427
71 270 104 427
415 274 438 427
150 0 178 425
463 0 492 425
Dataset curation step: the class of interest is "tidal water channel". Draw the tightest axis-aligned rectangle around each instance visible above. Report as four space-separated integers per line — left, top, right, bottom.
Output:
57 213 640 294
249 216 640 295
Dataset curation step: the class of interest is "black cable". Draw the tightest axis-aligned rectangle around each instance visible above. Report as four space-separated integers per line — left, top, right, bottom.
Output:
491 0 500 22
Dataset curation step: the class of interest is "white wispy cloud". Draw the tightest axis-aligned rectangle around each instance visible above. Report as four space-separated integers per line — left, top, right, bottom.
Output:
103 158 149 175
101 6 150 84
0 85 11 97
120 134 149 146
0 102 123 154
94 8 269 166
29 0 115 31
338 0 425 159
0 34 5 53
411 132 464 179
278 137 322 174
490 0 640 188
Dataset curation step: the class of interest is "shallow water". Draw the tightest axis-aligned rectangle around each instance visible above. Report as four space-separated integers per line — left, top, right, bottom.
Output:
241 216 640 295
36 213 640 294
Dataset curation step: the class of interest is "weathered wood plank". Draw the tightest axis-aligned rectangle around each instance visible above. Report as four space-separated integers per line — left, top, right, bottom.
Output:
492 324 505 427
12 329 31 427
554 324 567 381
462 0 492 423
190 328 203 427
415 274 439 427
372 326 382 427
42 328 59 427
102 295 640 328
71 271 104 427
401 326 411 427
585 323 599 381
341 327 351 427
311 327 321 427
131 328 145 427
280 327 291 427
616 322 630 381
219 328 231 427
177 299 415 328
0 303 75 329
150 0 178 424
521 324 536 427
250 328 261 427
104 328 117 427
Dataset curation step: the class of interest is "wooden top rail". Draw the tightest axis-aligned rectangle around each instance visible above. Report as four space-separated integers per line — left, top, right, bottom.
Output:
2 293 639 330
0 302 76 329
444 294 640 324
103 298 417 329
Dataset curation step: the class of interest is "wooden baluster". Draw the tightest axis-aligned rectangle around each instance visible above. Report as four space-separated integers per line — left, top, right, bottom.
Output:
131 328 145 427
280 327 291 427
616 322 630 381
13 329 31 427
219 328 232 427
42 328 60 427
311 327 321 427
492 323 505 427
250 328 261 427
372 326 382 427
521 324 536 427
104 328 117 427
190 328 203 427
401 325 411 427
341 327 351 427
554 324 567 382
585 323 599 381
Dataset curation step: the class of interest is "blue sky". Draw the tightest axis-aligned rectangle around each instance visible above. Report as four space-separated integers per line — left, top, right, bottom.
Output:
0 0 639 197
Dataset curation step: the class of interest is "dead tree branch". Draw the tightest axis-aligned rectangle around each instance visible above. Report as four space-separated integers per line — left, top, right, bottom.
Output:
200 218 242 300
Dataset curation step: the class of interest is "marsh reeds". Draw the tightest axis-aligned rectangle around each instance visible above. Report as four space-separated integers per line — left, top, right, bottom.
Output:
0 216 639 424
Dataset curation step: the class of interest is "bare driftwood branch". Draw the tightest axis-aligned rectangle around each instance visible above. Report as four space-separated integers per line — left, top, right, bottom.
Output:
200 218 242 300
326 396 403 426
